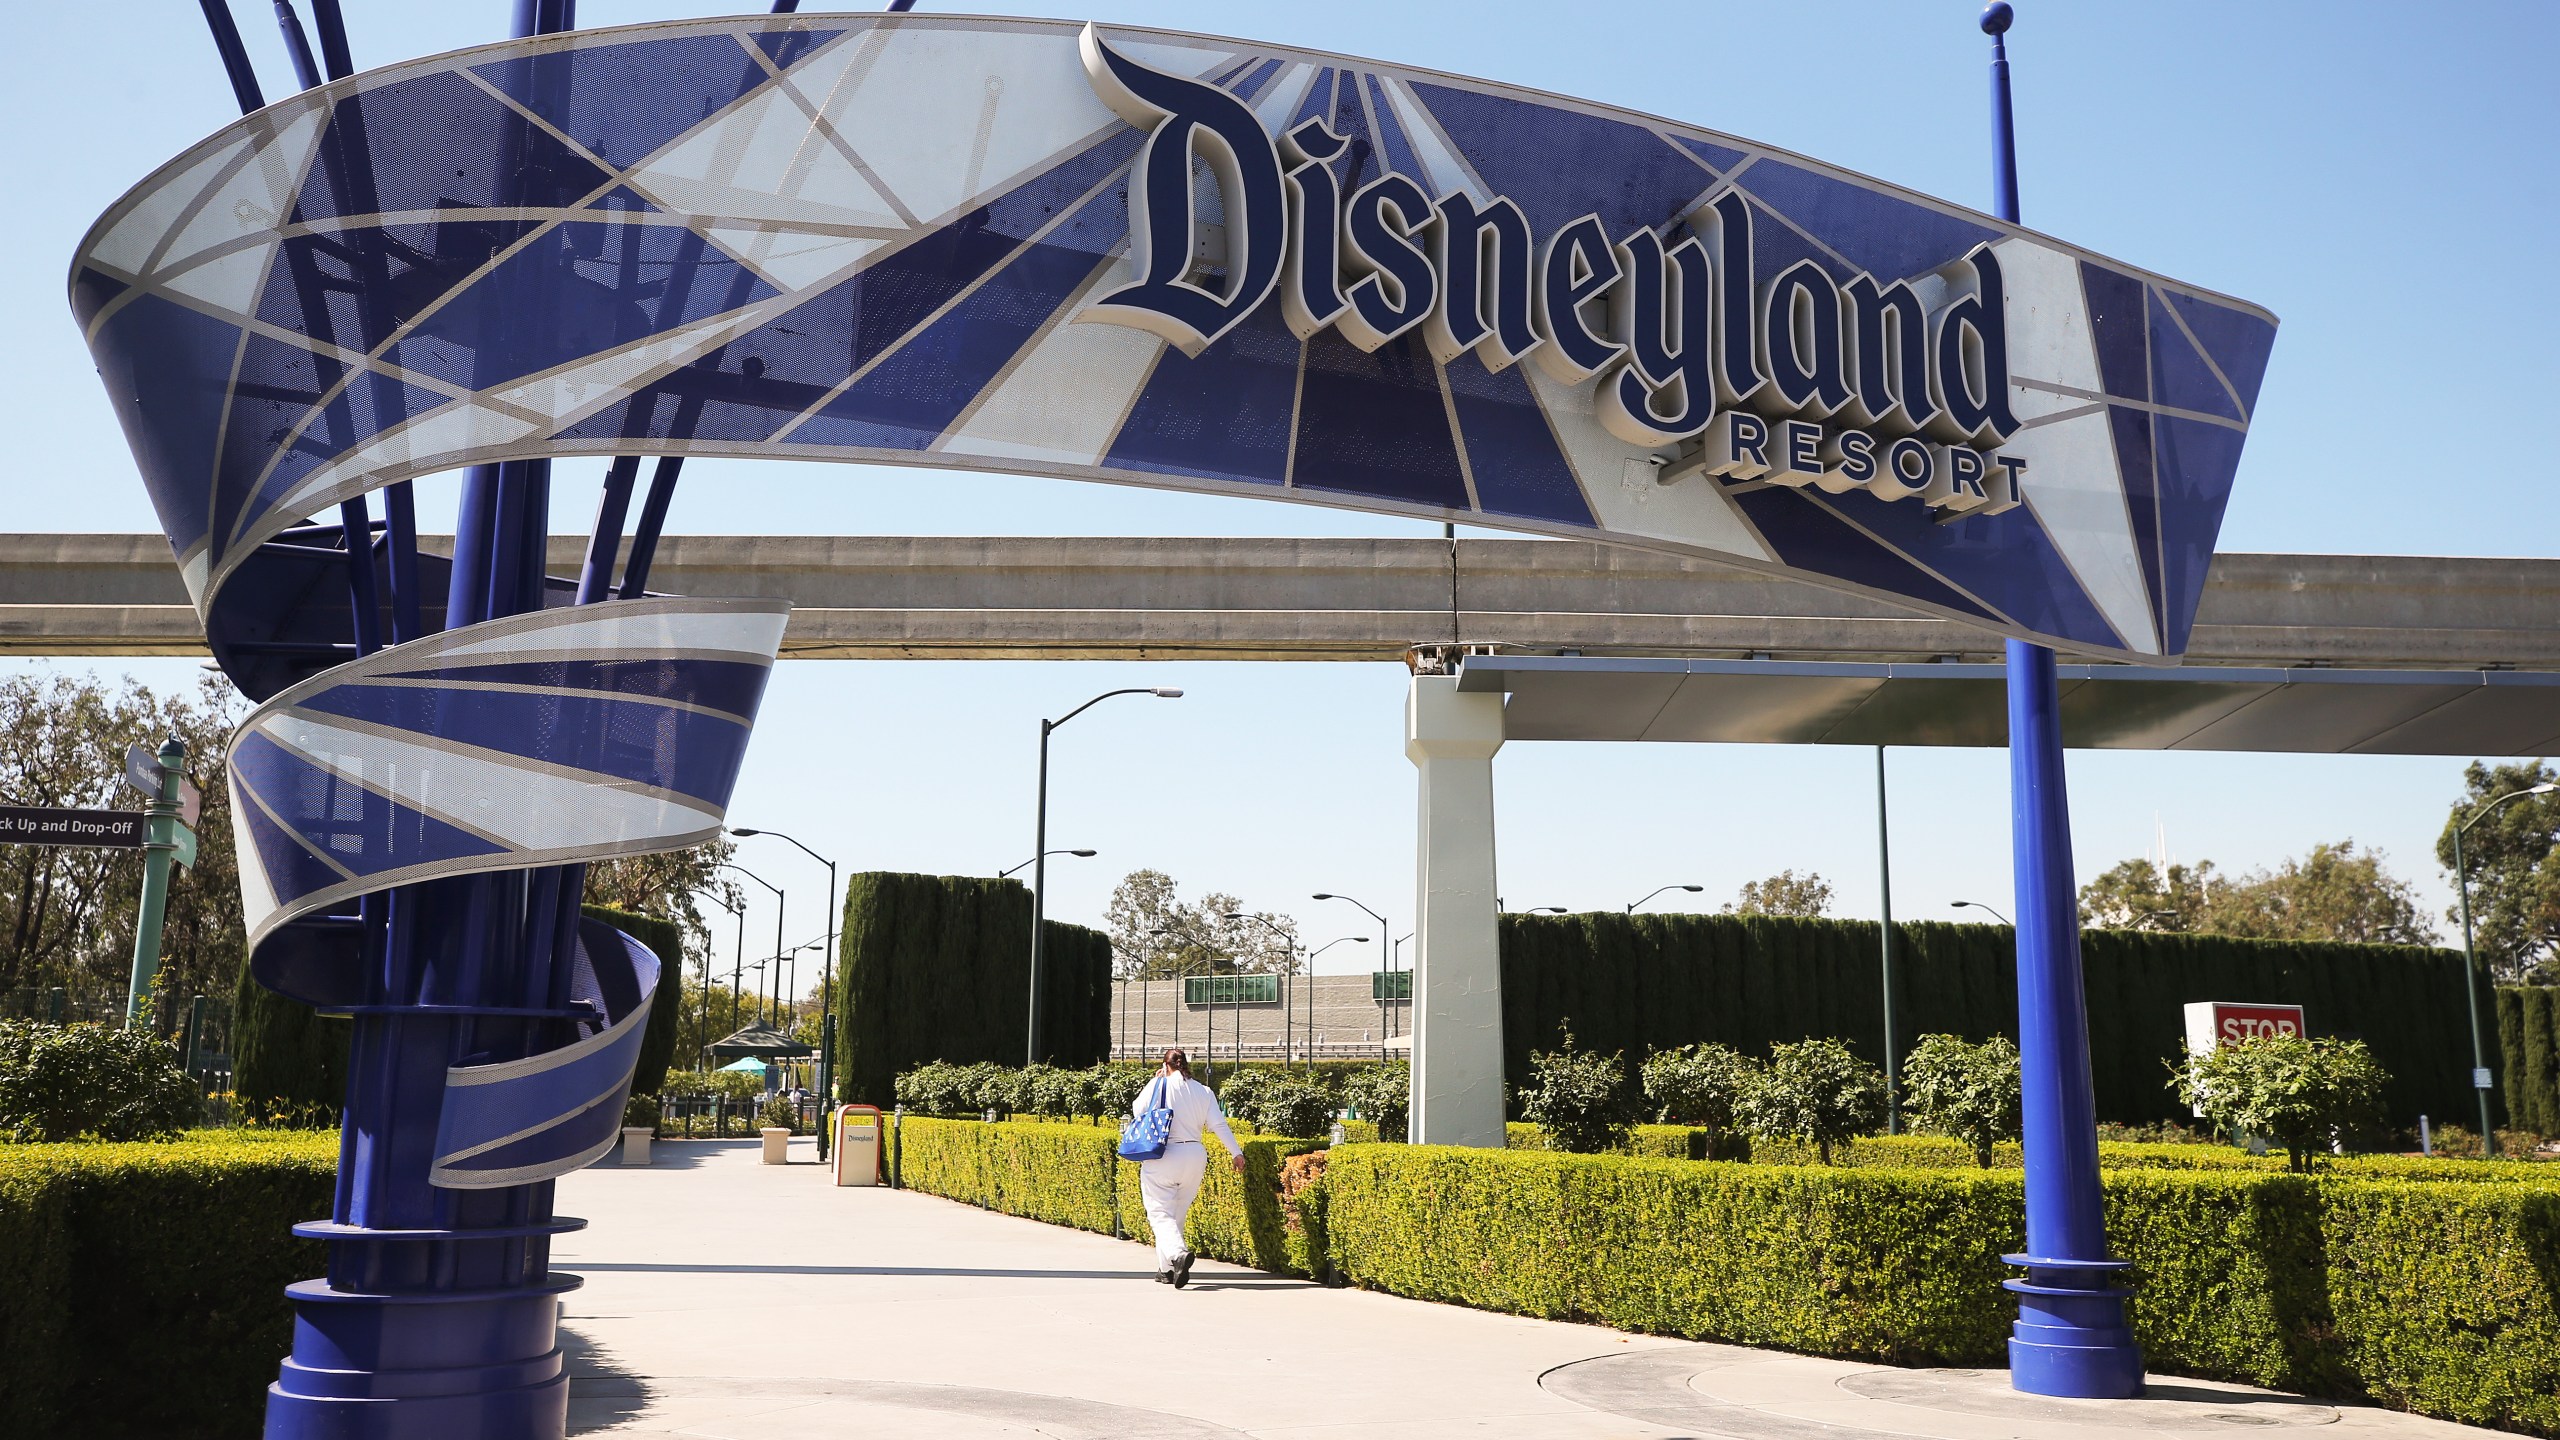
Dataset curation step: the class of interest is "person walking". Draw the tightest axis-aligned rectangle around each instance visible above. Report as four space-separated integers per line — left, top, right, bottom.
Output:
1132 1048 1244 1288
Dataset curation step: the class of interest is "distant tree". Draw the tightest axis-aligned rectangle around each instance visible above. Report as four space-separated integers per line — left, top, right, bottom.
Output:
2207 840 2432 946
2079 842 2431 947
0 671 246 1013
2434 760 2560 983
1900 1033 2022 1168
2078 857 2227 932
584 838 740 974
1726 869 1833 918
1102 869 1298 978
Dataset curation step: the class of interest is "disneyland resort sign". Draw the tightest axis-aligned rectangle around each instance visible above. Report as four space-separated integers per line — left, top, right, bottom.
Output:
77 14 2275 666
1082 30 2028 518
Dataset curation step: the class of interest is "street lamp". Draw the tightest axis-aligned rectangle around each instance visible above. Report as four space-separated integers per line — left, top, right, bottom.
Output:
718 862 784 1027
1626 885 1704 914
1303 935 1371 1062
1315 892 1394 1063
1522 906 1568 915
709 889 747 1045
731 826 842 1147
1030 687 1182 1065
1001 848 1096 879
1222 912 1302 1067
1952 899 2013 926
2451 781 2557 1155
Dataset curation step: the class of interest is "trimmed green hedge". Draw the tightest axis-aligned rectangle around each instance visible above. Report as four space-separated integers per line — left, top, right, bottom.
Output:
1325 1144 2560 1434
893 1117 1325 1276
835 873 1113 1105
0 1132 335 1437
1499 912 2501 1128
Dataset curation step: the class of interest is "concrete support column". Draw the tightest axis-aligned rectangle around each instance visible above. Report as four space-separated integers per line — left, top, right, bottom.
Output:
1405 675 1506 1147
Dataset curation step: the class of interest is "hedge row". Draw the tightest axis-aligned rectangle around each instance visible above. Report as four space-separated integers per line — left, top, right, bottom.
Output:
2503 986 2560 1137
893 1117 1327 1277
1498 913 2499 1127
1324 1145 2560 1434
0 1133 335 1438
835 873 1113 1104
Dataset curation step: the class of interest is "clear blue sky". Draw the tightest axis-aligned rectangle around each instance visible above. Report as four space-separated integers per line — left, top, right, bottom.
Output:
6 2 2555 977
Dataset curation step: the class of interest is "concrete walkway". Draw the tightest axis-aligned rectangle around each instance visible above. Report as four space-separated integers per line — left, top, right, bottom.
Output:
557 1138 2494 1439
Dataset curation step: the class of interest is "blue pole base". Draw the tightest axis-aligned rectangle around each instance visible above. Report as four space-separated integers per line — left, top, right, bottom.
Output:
262 1277 579 1439
2005 1267 2144 1399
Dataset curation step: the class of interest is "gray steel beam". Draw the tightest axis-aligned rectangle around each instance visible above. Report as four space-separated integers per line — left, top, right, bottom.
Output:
4 532 2556 671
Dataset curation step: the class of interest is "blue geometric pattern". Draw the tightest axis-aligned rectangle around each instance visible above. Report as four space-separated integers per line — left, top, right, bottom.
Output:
73 14 2277 664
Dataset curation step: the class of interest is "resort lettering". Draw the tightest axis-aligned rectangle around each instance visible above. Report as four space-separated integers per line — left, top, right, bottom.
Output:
1078 26 2025 516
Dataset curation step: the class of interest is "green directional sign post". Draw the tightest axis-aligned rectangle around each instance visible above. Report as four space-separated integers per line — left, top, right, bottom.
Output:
122 738 191 1027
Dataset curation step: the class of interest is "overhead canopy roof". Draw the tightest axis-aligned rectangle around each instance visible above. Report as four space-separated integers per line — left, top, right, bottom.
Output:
1457 655 2560 755
706 1023 813 1061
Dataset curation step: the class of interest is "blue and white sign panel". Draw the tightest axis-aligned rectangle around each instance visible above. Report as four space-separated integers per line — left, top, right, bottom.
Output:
74 12 2274 664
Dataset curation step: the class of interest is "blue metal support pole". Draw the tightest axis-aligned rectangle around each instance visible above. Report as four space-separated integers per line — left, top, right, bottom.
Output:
1982 2 2142 1399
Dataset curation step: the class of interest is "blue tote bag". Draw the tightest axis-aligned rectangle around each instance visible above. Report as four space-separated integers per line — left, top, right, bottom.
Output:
1117 1075 1173 1162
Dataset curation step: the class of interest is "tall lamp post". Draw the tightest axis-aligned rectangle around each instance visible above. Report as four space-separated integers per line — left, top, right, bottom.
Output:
1315 892 1393 1062
1222 912 1303 1066
2450 781 2556 1154
718 862 784 1027
1626 885 1704 914
1953 899 2014 926
731 826 841 1158
1029 687 1182 1064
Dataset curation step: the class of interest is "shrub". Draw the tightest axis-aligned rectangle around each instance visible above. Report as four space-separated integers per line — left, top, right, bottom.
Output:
622 1092 660 1134
1082 1061 1154 1120
1244 1072 1339 1139
1022 1063 1078 1119
1740 1037 1888 1164
1216 1066 1279 1127
2171 1034 2388 1172
1342 1060 1409 1142
1640 1042 1756 1151
664 1069 761 1103
1516 1027 1638 1155
0 1021 201 1142
1900 1034 2022 1168
0 1132 336 1434
757 1095 803 1134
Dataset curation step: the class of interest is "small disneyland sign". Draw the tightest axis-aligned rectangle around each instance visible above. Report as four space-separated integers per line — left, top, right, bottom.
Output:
1080 29 2025 519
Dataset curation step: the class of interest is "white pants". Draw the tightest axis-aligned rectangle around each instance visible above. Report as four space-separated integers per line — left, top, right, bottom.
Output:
1137 1142 1206 1267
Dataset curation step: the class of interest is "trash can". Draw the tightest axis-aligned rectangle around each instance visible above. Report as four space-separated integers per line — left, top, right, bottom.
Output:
833 1105 884 1186
620 1126 653 1166
760 1126 791 1165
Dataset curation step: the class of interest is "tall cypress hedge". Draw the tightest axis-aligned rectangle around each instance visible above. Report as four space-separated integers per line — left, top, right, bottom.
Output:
833 872 1110 1105
1497 914 2504 1128
2498 986 2560 1136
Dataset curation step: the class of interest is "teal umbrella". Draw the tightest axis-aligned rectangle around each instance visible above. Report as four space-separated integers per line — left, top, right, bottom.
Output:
717 1056 770 1074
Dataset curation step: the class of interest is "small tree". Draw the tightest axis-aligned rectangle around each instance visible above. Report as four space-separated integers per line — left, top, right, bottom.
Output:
1517 1026 1638 1154
1900 1033 2022 1167
1343 1060 1410 1142
1640 1042 1758 1153
1726 870 1833 918
2169 1033 2388 1172
0 1021 200 1142
1249 1072 1340 1139
1739 1037 1888 1164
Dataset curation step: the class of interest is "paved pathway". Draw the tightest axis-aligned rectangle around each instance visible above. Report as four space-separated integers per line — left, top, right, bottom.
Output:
557 1138 2493 1439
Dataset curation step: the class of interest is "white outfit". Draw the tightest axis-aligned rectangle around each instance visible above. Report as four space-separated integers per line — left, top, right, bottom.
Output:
1133 1073 1241 1268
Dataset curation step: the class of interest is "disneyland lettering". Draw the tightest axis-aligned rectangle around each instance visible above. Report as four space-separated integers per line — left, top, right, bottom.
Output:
1078 27 2025 516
